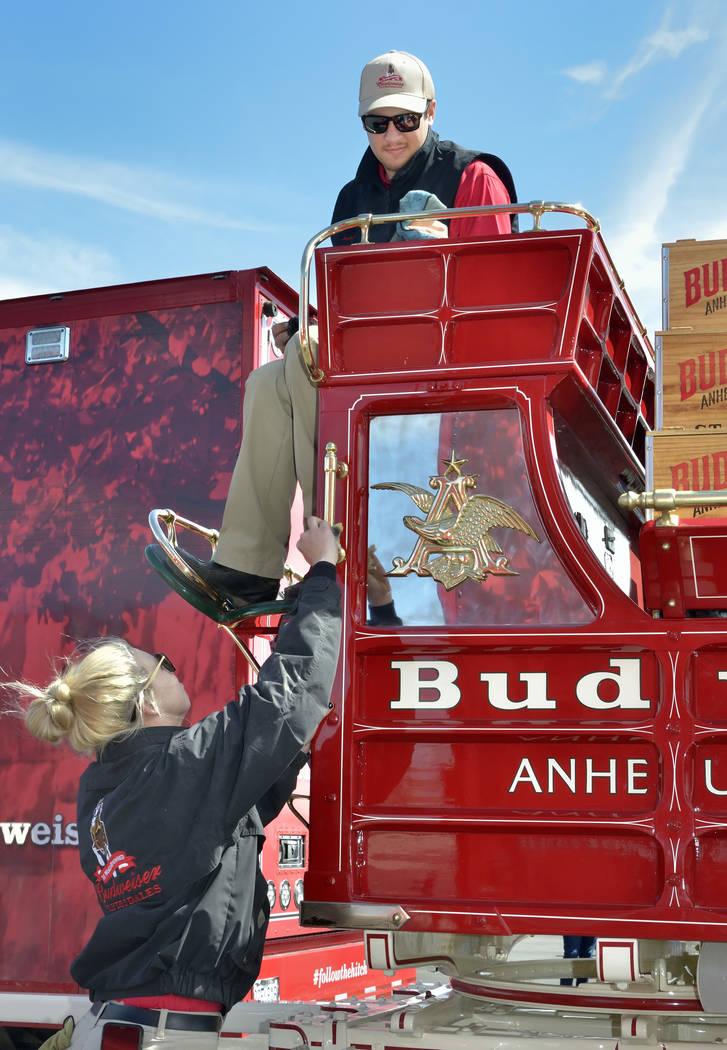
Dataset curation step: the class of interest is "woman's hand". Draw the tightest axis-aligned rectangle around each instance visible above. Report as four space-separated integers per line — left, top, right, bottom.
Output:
296 517 340 566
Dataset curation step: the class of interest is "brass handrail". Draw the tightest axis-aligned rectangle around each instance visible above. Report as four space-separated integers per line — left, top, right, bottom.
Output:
323 442 347 563
619 488 727 526
298 201 602 385
148 509 275 673
148 508 220 601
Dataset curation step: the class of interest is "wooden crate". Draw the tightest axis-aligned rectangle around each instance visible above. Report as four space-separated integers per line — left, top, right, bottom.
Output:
658 330 727 428
649 428 727 520
663 238 727 331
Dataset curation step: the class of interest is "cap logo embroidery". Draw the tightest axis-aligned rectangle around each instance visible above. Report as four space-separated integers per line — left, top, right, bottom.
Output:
377 65 404 89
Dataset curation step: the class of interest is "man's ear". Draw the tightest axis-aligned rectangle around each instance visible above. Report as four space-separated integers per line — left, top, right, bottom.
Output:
427 99 437 125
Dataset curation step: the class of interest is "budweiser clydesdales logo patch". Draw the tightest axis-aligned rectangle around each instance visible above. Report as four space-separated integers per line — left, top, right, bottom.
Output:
90 799 134 881
373 451 540 589
90 798 163 912
377 65 404 89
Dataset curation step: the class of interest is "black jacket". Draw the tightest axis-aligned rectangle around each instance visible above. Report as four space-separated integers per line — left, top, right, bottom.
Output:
367 600 403 627
71 563 341 1011
331 130 517 245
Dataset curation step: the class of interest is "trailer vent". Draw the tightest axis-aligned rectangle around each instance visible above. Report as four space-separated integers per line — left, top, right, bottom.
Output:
278 834 305 869
25 326 70 365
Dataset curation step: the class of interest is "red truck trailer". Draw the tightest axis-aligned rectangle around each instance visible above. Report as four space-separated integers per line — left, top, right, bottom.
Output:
0 268 409 1046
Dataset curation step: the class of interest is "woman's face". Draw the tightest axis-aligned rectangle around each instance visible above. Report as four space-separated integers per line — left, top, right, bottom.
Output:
132 648 191 725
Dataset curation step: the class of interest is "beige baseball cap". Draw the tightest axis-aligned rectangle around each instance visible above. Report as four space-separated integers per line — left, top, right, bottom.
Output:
358 50 435 116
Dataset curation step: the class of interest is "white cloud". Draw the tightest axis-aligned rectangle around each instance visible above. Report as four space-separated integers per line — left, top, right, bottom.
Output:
605 62 720 338
0 138 282 233
0 277 39 300
563 61 607 85
562 11 708 99
649 25 710 57
0 226 119 299
605 23 708 98
560 9 723 338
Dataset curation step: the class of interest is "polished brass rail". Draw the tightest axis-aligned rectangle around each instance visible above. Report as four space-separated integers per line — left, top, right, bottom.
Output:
619 488 727 526
298 201 604 385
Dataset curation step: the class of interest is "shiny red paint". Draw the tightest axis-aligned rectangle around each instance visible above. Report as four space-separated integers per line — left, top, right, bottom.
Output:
448 975 703 1013
304 229 727 942
640 518 727 616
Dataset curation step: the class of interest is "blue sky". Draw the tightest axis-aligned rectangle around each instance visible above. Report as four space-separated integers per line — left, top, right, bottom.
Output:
1 0 724 339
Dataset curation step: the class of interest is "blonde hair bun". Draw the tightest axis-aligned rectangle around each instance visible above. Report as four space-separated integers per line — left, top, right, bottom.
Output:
15 638 147 754
46 681 75 732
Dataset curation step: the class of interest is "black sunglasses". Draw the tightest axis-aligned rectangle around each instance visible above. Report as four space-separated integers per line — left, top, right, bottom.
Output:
142 652 176 692
361 111 424 135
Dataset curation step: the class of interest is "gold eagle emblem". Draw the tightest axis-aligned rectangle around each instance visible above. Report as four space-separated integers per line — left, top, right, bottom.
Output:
373 452 539 590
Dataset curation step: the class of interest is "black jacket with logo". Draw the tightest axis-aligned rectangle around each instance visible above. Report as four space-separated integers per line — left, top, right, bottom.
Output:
71 563 341 1012
331 130 517 245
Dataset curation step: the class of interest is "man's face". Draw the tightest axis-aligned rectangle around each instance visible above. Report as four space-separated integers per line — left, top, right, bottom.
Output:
272 321 291 352
365 102 435 179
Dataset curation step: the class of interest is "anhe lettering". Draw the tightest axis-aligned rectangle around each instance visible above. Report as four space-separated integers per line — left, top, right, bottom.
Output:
506 757 727 799
508 756 650 795
700 387 727 411
706 294 727 316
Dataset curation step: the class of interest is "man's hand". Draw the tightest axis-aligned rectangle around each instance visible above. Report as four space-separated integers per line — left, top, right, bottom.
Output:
296 517 339 566
367 545 393 607
403 217 448 238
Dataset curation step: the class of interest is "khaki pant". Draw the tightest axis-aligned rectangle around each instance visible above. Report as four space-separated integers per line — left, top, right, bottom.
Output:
214 329 318 580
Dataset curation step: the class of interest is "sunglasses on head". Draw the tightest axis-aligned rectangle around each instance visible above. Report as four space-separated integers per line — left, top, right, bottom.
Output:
142 652 176 691
361 110 426 134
